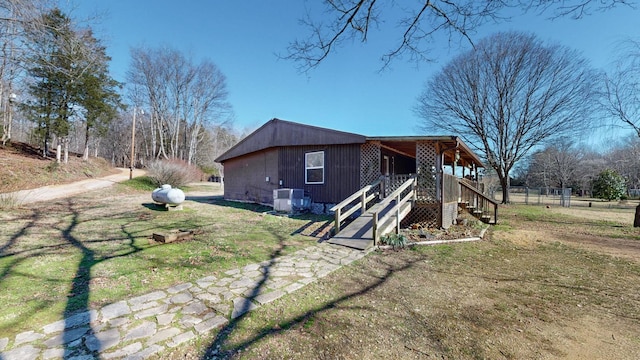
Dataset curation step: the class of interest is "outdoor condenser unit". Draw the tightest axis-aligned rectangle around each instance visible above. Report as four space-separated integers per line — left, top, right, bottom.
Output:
273 188 310 212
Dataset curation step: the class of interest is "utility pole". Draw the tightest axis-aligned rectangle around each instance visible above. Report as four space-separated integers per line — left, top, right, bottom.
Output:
129 108 137 180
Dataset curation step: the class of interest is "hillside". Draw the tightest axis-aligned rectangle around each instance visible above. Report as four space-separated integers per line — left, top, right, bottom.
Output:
0 142 120 193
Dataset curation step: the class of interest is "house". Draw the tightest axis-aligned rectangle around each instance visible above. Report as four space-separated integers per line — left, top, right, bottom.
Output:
215 118 495 229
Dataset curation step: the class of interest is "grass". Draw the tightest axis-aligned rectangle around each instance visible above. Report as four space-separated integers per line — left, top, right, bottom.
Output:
155 204 640 359
0 185 327 338
3 163 640 359
119 176 158 191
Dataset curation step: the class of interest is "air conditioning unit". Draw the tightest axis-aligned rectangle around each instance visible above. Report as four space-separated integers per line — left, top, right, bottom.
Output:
273 188 310 212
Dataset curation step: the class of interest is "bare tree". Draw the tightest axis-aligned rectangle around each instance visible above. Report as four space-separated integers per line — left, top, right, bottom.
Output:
126 46 230 167
416 32 597 203
606 135 640 191
183 60 230 165
0 0 49 145
524 139 582 190
286 0 633 71
603 39 640 138
195 124 241 178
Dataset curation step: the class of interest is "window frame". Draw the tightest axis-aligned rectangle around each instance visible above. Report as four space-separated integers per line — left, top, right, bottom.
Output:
305 151 325 184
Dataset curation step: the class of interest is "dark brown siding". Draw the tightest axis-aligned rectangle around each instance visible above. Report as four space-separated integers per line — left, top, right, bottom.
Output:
223 149 279 205
278 144 361 204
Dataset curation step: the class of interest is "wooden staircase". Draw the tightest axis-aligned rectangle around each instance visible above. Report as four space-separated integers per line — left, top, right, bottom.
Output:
459 179 498 224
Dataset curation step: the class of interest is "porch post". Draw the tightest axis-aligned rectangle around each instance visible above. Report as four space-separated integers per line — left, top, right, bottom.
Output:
396 192 401 234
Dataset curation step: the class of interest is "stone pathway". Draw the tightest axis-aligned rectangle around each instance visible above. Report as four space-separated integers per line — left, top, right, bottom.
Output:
0 243 370 360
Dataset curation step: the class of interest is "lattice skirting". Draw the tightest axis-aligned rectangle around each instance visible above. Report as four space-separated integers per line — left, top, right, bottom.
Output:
402 203 440 228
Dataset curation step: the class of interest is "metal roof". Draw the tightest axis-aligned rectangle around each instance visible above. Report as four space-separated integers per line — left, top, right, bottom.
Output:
215 118 366 162
216 119 485 168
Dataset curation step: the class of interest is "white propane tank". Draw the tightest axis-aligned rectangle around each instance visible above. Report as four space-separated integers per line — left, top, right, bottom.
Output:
152 184 185 205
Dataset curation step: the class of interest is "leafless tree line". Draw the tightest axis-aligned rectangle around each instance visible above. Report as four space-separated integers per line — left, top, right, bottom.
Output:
0 1 238 174
0 0 48 145
1 0 123 165
516 136 640 195
126 47 231 166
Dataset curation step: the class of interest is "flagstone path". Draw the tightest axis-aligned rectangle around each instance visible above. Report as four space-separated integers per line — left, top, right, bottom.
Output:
0 243 371 360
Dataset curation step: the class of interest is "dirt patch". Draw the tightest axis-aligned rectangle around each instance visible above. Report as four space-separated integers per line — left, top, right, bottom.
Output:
0 141 118 193
550 206 636 225
558 315 640 360
500 206 640 263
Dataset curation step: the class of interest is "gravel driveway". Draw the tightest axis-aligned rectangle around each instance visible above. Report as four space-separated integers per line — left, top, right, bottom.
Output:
1 168 146 205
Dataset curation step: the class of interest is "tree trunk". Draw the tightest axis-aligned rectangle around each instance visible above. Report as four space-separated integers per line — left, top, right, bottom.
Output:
64 138 69 164
83 125 90 161
634 204 640 227
499 175 510 204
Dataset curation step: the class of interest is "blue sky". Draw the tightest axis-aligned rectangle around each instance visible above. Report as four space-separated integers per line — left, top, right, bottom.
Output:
65 1 639 146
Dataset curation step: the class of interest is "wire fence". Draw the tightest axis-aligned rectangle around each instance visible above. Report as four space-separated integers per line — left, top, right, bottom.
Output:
489 186 640 209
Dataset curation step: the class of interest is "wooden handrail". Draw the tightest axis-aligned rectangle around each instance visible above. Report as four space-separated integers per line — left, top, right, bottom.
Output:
376 176 416 209
459 180 498 224
331 178 382 234
329 178 381 212
372 176 416 245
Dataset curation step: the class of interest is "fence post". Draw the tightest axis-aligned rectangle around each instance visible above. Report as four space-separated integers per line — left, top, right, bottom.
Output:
361 189 367 212
334 207 341 234
396 193 401 234
373 212 378 246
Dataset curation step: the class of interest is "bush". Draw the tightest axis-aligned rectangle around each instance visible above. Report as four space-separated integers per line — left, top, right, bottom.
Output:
592 169 626 201
146 159 203 188
0 192 21 210
380 233 408 249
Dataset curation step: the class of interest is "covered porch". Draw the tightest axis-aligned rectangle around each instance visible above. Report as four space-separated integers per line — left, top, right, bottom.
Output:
362 136 489 228
328 136 496 250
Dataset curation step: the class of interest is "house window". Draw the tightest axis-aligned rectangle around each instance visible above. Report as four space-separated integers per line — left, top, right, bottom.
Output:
305 151 324 184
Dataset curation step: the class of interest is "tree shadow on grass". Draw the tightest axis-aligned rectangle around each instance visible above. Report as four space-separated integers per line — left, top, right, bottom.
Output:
0 210 43 281
57 198 152 358
200 246 420 359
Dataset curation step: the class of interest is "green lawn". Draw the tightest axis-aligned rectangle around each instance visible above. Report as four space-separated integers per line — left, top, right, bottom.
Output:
0 184 328 338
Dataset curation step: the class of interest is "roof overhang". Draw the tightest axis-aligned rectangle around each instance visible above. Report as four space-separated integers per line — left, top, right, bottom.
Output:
367 136 485 168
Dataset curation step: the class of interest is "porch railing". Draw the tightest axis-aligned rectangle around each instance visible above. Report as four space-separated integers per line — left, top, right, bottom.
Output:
459 180 498 224
443 173 460 203
382 174 414 197
330 178 382 234
372 176 417 244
